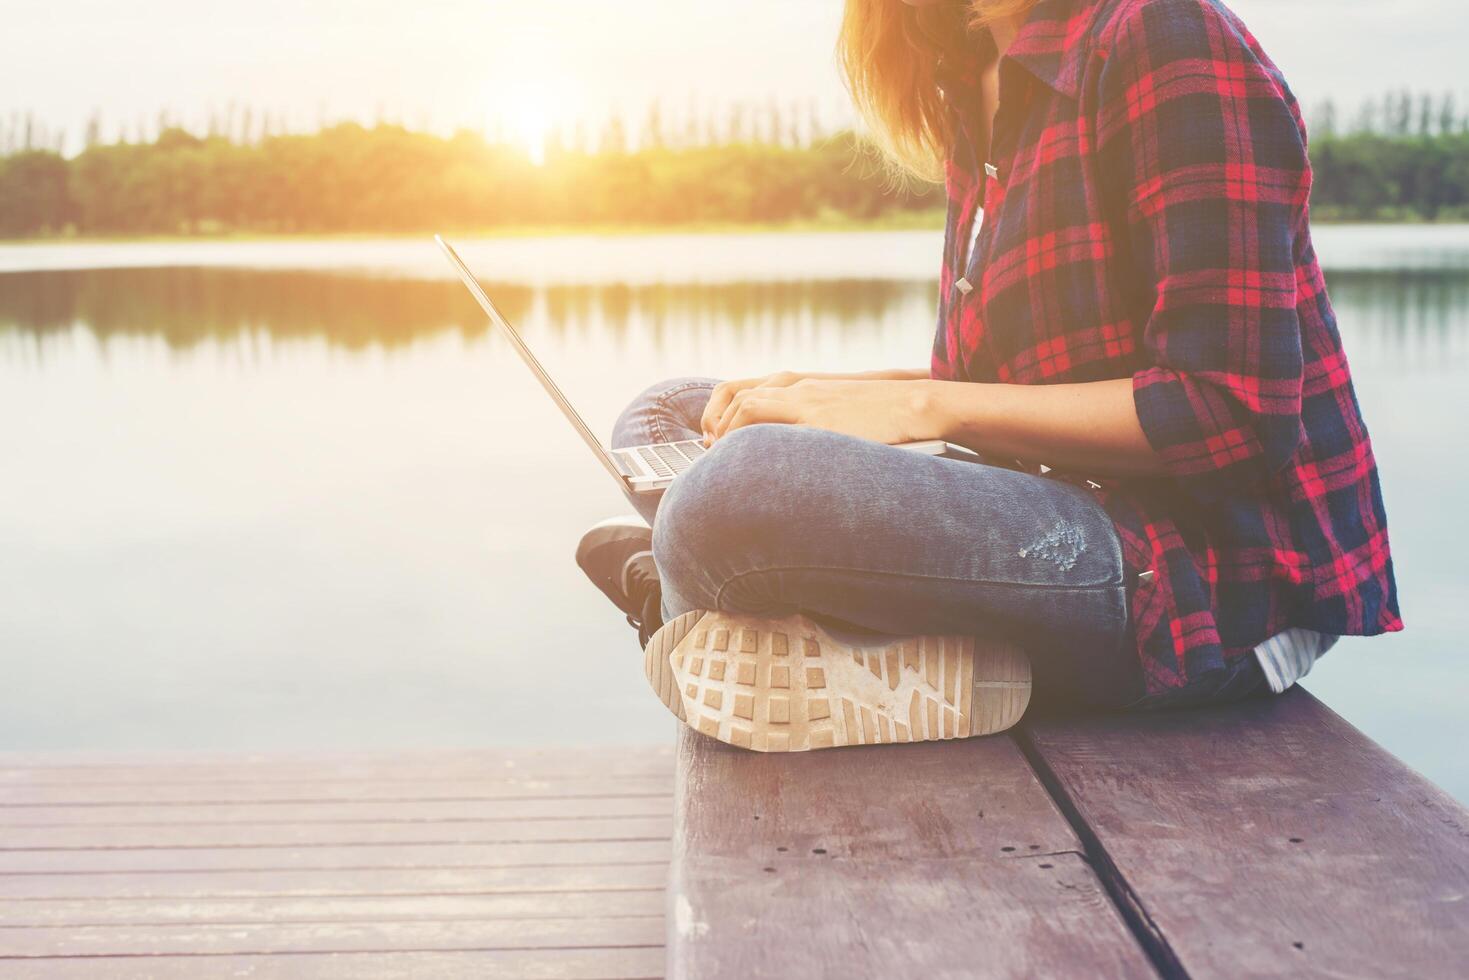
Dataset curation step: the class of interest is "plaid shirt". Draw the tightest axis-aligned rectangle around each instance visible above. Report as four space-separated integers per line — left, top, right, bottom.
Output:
931 0 1402 692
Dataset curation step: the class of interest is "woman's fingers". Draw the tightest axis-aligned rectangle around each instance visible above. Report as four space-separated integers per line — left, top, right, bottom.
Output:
713 389 803 439
701 372 806 440
724 396 800 436
701 378 762 439
713 387 758 440
700 381 738 439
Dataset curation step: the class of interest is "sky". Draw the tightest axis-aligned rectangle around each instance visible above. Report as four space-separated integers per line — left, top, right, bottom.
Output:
2 0 1463 154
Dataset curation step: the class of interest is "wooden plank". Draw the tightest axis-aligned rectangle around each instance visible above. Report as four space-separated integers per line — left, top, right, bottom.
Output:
0 840 669 874
0 796 672 826
1021 689 1469 979
0 778 671 806
0 916 664 956
0 947 665 979
0 815 672 849
669 727 1154 978
0 890 665 927
0 747 673 970
0 863 669 899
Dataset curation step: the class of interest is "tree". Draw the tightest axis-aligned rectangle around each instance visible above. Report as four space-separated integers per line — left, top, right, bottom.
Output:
1388 90 1411 136
1312 99 1339 139
0 151 70 234
1438 93 1458 138
599 112 626 155
641 102 664 150
727 103 747 144
682 98 701 148
1352 99 1377 135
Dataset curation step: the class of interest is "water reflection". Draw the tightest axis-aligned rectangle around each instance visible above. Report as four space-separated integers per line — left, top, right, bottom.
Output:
0 267 1465 368
1324 270 1469 369
0 268 930 351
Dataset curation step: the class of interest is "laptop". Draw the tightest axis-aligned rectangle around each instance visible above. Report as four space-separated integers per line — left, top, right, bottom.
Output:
436 235 951 495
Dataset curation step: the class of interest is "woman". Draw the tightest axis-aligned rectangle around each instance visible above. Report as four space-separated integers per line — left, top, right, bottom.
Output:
576 0 1400 752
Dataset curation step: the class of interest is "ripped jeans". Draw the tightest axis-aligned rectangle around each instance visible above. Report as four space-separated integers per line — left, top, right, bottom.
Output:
612 377 1146 710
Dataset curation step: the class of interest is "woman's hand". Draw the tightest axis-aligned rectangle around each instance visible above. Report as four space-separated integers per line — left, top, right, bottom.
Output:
708 378 938 446
699 367 930 443
699 371 809 442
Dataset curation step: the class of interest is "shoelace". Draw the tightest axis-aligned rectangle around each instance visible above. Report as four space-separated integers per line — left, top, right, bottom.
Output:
629 590 662 647
622 557 664 647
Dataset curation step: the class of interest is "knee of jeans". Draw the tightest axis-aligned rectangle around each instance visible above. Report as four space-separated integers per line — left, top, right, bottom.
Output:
612 376 712 450
652 424 797 607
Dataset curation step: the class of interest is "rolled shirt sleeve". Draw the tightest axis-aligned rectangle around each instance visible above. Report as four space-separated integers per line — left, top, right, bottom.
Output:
1097 0 1309 504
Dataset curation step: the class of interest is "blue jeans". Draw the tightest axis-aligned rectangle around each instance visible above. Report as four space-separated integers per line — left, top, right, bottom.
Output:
611 377 1261 711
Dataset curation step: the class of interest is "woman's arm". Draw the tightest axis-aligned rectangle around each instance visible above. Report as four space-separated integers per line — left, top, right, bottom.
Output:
1090 0 1308 502
708 375 1166 477
921 378 1166 476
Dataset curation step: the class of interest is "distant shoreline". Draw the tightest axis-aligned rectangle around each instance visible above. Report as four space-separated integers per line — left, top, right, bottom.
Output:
0 212 951 247
8 213 1469 247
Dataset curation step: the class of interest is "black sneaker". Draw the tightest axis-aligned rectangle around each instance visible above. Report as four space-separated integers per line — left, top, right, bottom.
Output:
575 516 664 646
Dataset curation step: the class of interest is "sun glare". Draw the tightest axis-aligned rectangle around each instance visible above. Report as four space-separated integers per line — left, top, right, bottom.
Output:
493 80 570 165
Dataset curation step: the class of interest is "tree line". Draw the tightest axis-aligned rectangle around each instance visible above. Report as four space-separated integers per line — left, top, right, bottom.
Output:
1 92 1466 237
0 124 934 237
0 98 842 158
1304 92 1469 222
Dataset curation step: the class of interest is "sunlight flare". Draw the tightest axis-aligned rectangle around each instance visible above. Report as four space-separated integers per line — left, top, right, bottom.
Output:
491 79 573 165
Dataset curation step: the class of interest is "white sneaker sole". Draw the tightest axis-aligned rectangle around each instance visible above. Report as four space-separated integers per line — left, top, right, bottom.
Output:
643 610 1032 752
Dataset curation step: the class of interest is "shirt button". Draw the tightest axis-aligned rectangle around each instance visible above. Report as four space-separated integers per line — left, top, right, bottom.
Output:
955 277 973 295
1137 570 1156 584
984 162 999 179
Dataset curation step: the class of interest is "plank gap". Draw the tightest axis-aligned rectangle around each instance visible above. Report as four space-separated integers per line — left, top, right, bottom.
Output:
0 837 670 853
0 794 675 809
0 943 666 960
1013 724 1187 980
0 814 670 829
0 914 666 929
0 886 668 903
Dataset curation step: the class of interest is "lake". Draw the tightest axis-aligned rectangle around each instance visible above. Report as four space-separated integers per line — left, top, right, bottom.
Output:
1 227 1466 802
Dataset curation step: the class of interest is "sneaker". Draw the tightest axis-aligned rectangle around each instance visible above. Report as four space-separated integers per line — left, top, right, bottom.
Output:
643 610 1031 752
575 516 663 646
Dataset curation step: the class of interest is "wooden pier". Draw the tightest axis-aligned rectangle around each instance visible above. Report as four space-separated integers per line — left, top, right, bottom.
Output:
672 689 1469 978
0 746 674 978
4 689 1468 977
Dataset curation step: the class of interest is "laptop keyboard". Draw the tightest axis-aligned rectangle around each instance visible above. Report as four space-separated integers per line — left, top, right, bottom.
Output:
635 439 708 478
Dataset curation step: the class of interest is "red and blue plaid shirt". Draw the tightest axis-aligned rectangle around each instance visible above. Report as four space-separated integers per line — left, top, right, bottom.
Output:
932 0 1401 692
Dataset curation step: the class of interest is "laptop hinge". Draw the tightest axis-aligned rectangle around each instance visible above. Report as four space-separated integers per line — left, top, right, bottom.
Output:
610 449 641 479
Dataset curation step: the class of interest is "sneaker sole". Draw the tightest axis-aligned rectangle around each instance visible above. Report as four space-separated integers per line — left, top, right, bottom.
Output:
643 610 1031 752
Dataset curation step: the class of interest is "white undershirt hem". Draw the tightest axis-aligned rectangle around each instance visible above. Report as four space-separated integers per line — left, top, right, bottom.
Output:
1253 628 1338 693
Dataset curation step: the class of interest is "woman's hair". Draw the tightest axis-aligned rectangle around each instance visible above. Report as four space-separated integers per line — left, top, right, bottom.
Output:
838 0 1038 181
